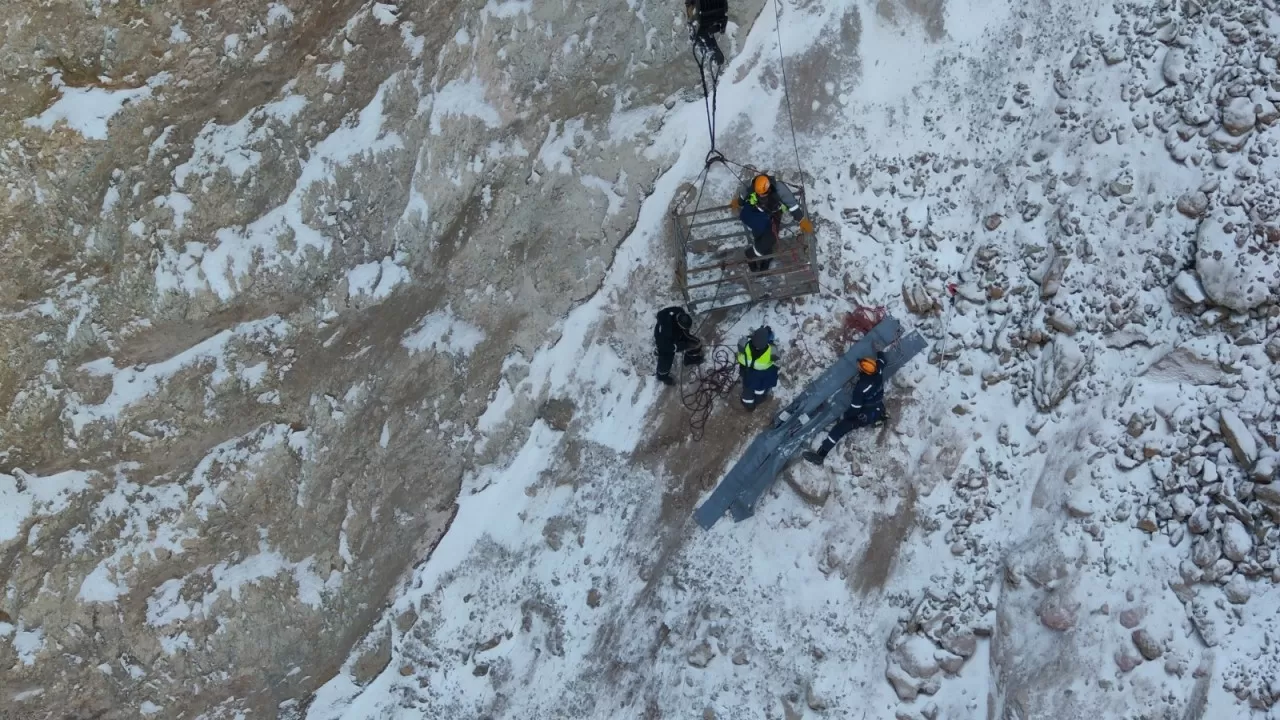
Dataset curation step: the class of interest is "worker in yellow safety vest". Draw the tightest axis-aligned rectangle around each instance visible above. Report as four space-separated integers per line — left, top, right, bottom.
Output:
736 326 779 411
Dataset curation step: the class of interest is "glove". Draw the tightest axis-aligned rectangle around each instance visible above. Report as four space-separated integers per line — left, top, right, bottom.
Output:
798 217 814 233
729 196 741 211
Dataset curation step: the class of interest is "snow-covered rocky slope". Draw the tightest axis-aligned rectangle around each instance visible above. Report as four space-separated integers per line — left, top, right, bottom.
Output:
4 0 1279 718
307 0 1280 718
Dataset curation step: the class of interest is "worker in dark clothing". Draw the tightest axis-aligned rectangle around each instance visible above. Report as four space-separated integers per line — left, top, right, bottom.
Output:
654 306 704 386
802 353 886 464
729 173 815 273
736 325 778 411
686 0 728 65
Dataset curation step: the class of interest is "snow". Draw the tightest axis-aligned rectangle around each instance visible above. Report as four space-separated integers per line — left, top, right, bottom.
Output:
429 79 502 135
371 3 398 25
13 626 44 665
160 75 402 300
79 562 126 603
0 470 91 543
401 308 485 357
481 0 531 20
140 701 162 715
66 316 289 432
345 256 410 300
24 74 165 140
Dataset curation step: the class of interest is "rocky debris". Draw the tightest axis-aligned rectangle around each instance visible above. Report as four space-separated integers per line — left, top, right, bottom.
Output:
1034 251 1070 298
1037 595 1077 631
1191 534 1222 568
587 589 602 608
395 608 419 633
805 682 829 711
687 641 715 668
1132 629 1163 661
1176 192 1209 218
1223 574 1251 604
1221 517 1252 562
941 632 976 658
886 663 920 702
1033 339 1087 411
892 637 941 679
538 398 577 432
1219 410 1258 468
1116 652 1143 672
1222 97 1257 136
903 280 937 315
1195 207 1279 312
1118 607 1144 629
732 649 749 665
351 623 393 686
1045 311 1077 335
1171 271 1207 304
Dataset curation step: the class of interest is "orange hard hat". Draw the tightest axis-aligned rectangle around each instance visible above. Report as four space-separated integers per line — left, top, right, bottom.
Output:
858 357 877 374
753 175 771 195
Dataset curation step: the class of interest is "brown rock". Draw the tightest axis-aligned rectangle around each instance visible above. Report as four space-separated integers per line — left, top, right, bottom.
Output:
537 397 576 431
1118 608 1144 629
1137 517 1159 533
1176 192 1209 218
942 632 977 658
395 608 419 633
587 588 602 608
351 623 393 686
399 664 415 676
985 214 1003 230
886 663 920 701
903 280 937 315
1038 598 1077 631
987 285 1006 300
1115 652 1143 672
473 663 490 676
1132 629 1163 660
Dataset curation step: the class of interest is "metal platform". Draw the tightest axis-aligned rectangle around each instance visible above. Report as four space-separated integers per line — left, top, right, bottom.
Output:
671 184 819 315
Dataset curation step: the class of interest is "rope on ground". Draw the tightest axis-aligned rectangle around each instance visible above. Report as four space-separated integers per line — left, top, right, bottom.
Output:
678 344 739 441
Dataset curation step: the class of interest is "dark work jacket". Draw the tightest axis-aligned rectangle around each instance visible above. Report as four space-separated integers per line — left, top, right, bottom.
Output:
849 353 887 411
654 306 698 354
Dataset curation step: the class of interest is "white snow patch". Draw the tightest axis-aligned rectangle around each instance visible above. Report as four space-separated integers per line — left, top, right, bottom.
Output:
371 3 398 25
25 74 165 140
13 626 44 666
78 561 126 603
402 308 485 357
429 79 501 135
0 470 92 544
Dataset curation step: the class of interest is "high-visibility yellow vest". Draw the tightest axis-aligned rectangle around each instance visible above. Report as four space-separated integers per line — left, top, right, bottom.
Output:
737 344 774 370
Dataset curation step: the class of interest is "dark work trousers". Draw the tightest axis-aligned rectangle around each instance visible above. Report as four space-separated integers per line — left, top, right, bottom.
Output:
656 344 704 380
817 404 885 455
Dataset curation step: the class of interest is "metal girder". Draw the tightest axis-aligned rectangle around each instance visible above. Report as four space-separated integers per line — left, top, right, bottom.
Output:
693 318 929 530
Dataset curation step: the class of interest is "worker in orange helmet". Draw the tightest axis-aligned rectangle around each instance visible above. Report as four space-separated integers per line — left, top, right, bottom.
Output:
802 352 886 465
729 173 814 273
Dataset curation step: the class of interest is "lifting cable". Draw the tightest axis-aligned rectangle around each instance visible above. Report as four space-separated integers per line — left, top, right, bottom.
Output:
770 0 807 203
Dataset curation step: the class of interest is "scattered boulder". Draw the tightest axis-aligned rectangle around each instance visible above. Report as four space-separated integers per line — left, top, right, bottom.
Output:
587 589 602 608
1046 312 1078 335
1191 534 1222 568
687 641 715 668
1222 97 1257 136
1036 251 1070 298
1132 629 1163 661
1188 505 1212 534
903 280 937 315
886 662 921 702
1222 517 1253 562
937 650 966 675
1118 607 1144 629
1176 192 1210 218
1219 410 1259 468
893 637 941 679
1033 339 1087 411
732 649 749 665
1224 575 1252 604
351 623 393 686
1116 651 1143 673
1038 596 1077 631
942 632 977 658
1195 207 1279 312
538 397 577 431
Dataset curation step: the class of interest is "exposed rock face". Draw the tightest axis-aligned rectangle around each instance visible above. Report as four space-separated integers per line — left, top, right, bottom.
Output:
0 0 689 714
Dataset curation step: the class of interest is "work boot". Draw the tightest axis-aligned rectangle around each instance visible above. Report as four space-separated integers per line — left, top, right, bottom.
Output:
657 373 676 387
802 450 825 466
